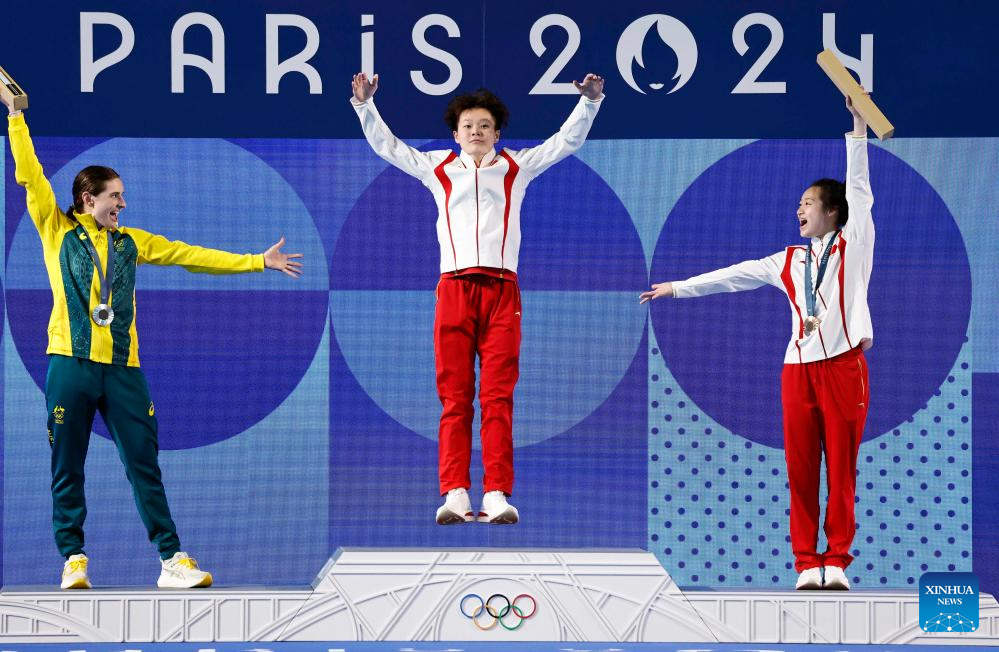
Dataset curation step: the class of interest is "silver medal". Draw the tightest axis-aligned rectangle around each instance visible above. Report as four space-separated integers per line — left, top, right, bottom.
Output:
803 315 821 335
74 218 117 328
92 304 114 326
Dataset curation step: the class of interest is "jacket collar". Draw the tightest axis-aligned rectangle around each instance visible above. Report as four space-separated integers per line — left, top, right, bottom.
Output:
71 211 114 234
458 148 498 168
810 229 838 248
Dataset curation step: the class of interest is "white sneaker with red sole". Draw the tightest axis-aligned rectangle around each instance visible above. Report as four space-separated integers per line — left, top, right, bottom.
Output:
436 487 475 524
477 490 519 524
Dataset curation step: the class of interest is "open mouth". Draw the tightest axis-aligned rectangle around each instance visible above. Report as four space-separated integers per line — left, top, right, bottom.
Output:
799 218 808 228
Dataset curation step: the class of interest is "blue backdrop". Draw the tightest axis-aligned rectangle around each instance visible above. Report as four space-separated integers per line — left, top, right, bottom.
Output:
2 1 997 592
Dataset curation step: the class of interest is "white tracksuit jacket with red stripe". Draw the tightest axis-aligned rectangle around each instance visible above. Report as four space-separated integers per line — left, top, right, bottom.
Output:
350 95 603 274
671 135 874 364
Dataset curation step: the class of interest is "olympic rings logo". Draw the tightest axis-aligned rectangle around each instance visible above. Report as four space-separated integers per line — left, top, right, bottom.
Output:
459 593 537 631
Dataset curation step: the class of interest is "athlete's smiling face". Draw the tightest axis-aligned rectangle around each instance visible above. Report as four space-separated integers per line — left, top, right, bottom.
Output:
84 178 126 230
453 108 500 160
797 186 838 239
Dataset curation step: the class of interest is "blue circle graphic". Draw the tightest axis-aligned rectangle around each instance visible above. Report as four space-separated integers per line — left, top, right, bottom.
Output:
330 143 647 445
649 140 970 447
6 138 328 449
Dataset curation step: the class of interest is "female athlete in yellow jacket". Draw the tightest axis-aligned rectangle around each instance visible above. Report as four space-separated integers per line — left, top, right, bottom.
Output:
5 97 302 589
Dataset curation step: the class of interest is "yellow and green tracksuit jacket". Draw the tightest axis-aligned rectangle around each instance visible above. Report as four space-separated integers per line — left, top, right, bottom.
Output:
8 113 265 367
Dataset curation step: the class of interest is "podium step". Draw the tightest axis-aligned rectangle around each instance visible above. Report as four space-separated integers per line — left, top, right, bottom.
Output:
2 548 996 645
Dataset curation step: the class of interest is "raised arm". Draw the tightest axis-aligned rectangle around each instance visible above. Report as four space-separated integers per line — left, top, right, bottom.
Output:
349 73 440 180
131 229 301 277
842 93 874 245
5 102 62 237
508 73 604 178
640 252 785 303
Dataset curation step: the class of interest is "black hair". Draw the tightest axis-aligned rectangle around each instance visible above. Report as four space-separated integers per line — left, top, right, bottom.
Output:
809 178 848 227
444 88 509 132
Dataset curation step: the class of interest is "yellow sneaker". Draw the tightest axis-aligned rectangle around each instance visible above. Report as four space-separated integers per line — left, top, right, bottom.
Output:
61 553 92 589
157 552 213 588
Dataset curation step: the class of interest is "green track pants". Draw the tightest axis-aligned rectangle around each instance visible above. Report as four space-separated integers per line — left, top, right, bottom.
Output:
46 354 180 559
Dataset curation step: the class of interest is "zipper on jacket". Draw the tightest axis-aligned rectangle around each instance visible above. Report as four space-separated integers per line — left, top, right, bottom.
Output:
474 167 480 266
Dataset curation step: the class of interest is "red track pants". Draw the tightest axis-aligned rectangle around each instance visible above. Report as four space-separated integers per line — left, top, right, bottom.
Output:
782 347 869 572
434 274 521 496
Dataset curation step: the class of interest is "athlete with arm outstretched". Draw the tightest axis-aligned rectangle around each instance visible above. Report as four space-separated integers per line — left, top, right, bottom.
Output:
4 90 302 590
641 94 874 591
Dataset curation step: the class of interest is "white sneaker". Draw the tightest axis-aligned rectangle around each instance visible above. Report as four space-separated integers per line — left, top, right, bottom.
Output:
436 488 475 524
157 552 213 588
61 553 92 589
795 567 822 590
823 565 851 590
477 490 519 524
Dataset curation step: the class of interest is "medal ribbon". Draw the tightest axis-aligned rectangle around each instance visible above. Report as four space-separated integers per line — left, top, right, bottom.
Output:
72 217 115 309
804 229 840 318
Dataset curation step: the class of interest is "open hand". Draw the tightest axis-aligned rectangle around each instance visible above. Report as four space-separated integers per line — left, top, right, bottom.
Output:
573 73 604 100
263 237 303 278
352 73 379 102
639 282 674 304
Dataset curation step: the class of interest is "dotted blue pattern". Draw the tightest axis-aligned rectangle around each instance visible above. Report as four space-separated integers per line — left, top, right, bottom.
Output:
648 326 972 588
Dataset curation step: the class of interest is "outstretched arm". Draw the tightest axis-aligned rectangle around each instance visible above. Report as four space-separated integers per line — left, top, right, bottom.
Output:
640 252 785 303
510 73 605 177
349 73 439 180
4 94 62 236
132 228 302 278
843 92 874 245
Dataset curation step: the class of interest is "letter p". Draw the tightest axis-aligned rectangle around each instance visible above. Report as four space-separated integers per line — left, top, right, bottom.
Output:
80 12 135 93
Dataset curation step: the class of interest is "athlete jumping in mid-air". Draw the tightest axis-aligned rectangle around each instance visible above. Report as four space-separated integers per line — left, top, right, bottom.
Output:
351 71 604 525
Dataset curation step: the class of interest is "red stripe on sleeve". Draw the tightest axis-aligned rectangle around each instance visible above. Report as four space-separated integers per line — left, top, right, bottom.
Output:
837 232 854 349
433 152 459 271
781 246 805 363
497 150 520 271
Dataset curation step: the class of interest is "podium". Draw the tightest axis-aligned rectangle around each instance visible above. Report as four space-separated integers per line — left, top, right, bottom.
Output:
2 548 998 645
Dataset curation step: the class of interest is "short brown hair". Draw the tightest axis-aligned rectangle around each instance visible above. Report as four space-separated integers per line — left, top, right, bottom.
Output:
444 88 509 132
72 166 120 213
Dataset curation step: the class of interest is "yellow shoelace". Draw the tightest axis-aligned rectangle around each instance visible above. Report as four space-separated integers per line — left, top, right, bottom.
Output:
65 559 87 575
